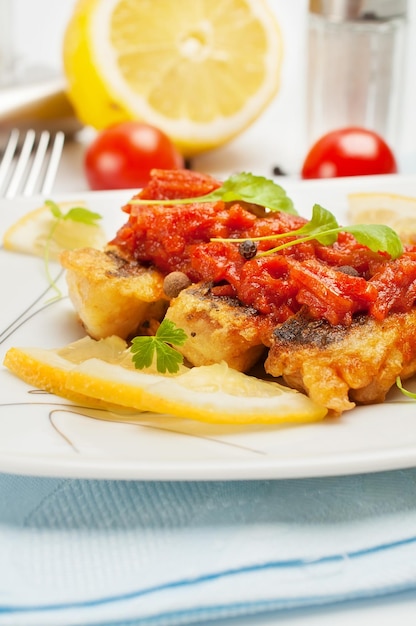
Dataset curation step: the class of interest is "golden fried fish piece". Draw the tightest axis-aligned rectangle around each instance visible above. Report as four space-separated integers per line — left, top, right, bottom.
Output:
265 309 416 415
60 247 168 340
164 283 266 372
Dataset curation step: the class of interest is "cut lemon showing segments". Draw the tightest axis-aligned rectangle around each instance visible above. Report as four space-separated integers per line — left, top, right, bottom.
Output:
4 339 327 425
347 192 416 245
63 0 283 156
3 201 106 259
66 360 327 425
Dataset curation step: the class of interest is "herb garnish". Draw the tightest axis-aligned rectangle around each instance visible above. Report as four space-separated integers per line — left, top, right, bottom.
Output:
213 203 404 260
130 172 296 214
129 171 402 259
130 319 187 374
44 200 102 296
46 199 102 228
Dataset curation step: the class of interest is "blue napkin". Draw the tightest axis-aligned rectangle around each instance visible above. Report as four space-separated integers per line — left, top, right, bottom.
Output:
2 469 416 625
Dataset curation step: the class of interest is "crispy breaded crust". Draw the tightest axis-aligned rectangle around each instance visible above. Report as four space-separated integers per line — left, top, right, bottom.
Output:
60 247 168 340
265 309 416 415
165 283 266 371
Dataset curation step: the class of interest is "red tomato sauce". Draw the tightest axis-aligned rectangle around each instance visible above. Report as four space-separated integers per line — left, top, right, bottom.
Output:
109 169 416 327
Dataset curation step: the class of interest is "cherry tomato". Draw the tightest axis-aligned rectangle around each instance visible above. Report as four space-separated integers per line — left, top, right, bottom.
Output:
301 127 397 179
84 121 184 190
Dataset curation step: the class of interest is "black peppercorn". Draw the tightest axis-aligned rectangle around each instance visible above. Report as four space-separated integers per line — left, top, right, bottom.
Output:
238 239 258 260
337 265 360 277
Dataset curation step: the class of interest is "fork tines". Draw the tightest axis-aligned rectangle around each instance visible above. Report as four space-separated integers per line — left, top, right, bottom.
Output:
0 129 65 198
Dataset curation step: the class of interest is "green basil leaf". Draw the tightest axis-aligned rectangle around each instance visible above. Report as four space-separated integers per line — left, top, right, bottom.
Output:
345 224 404 259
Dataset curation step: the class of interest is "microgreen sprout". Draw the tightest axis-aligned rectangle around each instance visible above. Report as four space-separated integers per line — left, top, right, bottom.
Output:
212 203 404 260
396 377 416 400
129 171 402 260
129 172 297 214
44 199 102 297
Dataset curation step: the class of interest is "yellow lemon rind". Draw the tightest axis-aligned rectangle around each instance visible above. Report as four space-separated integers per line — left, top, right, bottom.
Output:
4 342 327 425
3 346 126 411
65 358 164 410
63 0 283 156
65 359 327 425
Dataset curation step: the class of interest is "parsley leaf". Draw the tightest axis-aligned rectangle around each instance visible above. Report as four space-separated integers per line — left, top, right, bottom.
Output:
130 319 188 374
130 172 297 214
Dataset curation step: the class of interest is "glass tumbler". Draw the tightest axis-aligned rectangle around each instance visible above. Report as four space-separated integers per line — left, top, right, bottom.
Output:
306 0 407 150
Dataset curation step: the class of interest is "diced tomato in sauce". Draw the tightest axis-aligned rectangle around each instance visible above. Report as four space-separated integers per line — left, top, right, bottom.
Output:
109 169 416 327
137 168 221 201
369 257 416 320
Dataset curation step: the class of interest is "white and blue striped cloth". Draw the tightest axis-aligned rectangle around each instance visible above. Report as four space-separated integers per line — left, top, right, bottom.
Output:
2 469 416 625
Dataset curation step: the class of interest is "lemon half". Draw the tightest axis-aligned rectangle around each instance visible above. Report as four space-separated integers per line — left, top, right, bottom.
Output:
63 0 283 155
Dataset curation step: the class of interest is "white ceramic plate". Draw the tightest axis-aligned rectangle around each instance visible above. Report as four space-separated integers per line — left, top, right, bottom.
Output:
1 175 416 481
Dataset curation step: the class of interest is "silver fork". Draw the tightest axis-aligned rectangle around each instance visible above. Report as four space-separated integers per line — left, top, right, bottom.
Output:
0 129 65 198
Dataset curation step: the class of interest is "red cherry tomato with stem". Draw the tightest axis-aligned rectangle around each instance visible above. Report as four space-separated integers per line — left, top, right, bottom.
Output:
301 127 397 179
84 121 184 190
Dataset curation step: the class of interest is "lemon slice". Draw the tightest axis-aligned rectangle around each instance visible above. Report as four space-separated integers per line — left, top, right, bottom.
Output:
65 358 165 409
65 359 327 424
347 192 416 244
3 201 106 259
4 337 326 425
63 0 283 155
3 336 129 410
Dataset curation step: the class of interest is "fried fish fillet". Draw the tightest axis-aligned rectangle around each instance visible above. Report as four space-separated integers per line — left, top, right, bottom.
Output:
165 283 266 371
265 309 416 415
60 247 168 340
